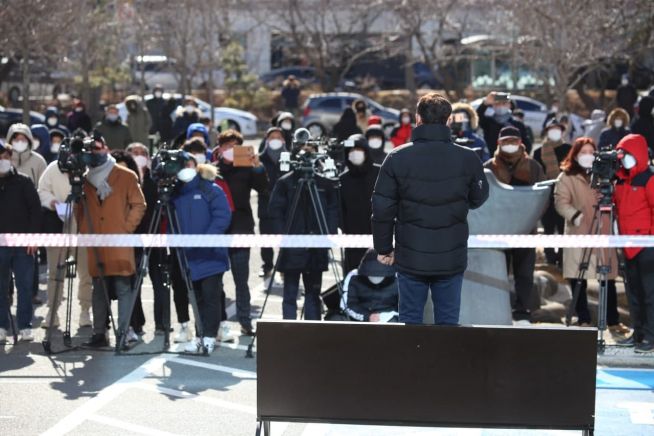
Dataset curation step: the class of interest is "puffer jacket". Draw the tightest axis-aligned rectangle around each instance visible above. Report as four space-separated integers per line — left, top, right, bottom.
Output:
344 251 398 321
614 134 654 259
631 96 654 151
125 95 152 145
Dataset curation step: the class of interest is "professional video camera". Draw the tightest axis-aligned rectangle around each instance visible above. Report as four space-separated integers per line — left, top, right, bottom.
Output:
280 128 348 179
151 148 187 191
57 136 94 183
590 145 623 203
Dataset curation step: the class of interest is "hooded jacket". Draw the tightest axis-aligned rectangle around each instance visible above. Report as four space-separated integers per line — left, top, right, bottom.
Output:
364 125 388 164
31 124 55 163
186 122 210 145
613 134 654 259
172 106 202 139
125 95 152 145
172 163 232 281
390 109 413 148
631 96 654 152
6 123 47 186
583 109 606 145
44 108 70 136
451 102 490 161
598 108 630 149
67 103 92 133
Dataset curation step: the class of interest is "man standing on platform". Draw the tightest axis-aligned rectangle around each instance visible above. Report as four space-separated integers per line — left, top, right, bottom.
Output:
372 92 489 325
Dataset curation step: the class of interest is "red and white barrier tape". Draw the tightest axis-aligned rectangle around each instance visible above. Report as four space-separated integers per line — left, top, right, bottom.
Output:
1 234 654 249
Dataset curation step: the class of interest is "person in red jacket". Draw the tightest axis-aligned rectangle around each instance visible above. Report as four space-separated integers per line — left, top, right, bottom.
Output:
613 133 654 353
390 108 413 148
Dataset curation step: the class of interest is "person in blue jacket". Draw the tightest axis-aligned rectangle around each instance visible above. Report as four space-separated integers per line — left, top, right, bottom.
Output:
172 153 232 353
30 124 55 163
44 107 70 137
450 102 490 162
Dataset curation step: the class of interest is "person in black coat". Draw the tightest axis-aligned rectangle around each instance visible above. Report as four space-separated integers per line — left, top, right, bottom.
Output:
339 134 380 274
616 75 638 119
0 141 42 341
268 143 339 320
146 85 176 144
598 108 630 150
631 96 654 153
476 92 532 155
364 125 388 165
258 127 288 278
372 93 489 325
345 249 398 322
67 100 93 134
332 107 362 142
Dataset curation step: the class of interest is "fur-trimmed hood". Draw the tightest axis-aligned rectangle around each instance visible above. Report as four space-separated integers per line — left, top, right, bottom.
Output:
607 107 630 127
451 102 479 130
197 163 218 181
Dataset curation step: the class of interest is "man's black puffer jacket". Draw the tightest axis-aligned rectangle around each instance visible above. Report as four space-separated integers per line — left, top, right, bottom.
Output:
371 124 489 276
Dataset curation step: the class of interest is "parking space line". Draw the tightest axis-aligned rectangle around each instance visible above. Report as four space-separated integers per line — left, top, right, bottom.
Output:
134 383 256 415
166 356 257 379
87 414 181 436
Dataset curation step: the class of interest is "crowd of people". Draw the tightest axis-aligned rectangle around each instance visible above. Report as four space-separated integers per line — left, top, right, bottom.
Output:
1 81 653 354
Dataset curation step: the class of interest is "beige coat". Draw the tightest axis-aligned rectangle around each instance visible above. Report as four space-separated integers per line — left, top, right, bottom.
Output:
554 172 618 279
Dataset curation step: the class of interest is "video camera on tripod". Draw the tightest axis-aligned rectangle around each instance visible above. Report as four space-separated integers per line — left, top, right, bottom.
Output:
590 145 624 206
151 148 188 193
57 136 95 185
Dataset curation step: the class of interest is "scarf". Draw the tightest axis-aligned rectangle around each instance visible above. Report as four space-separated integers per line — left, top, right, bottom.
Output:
86 155 116 200
540 140 562 180
265 145 284 163
487 146 534 185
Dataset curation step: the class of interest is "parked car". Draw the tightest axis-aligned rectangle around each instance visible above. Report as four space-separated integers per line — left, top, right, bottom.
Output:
471 95 548 137
301 93 400 138
116 93 258 137
260 66 319 88
0 106 46 137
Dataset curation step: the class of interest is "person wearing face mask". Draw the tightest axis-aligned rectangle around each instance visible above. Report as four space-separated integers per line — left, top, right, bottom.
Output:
76 136 146 348
6 123 47 186
333 108 362 142
49 129 66 158
534 119 572 267
630 96 654 153
172 97 201 140
185 123 211 162
258 127 289 281
268 143 339 321
0 140 42 344
477 92 531 156
214 129 268 335
484 126 545 321
146 85 169 139
94 105 133 150
554 137 628 334
30 124 55 164
450 102 490 162
582 109 607 146
67 100 92 134
613 134 654 353
340 134 381 274
343 249 399 322
171 154 232 354
124 95 152 146
43 107 70 137
280 75 301 116
390 108 413 148
364 125 388 165
352 99 369 132
598 108 630 150
616 75 638 119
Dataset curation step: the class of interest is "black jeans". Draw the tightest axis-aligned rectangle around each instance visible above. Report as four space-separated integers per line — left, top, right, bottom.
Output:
170 251 190 324
625 248 654 342
541 203 564 266
192 273 223 338
506 248 537 314
148 248 169 329
569 279 620 325
228 248 252 328
259 216 275 273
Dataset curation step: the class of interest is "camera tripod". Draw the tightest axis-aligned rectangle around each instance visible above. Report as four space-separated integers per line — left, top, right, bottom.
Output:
246 170 348 358
118 185 208 355
564 193 624 353
42 178 118 355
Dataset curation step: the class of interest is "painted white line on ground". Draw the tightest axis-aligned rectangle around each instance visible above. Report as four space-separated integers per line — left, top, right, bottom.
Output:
616 402 654 425
40 356 168 436
166 356 257 379
134 382 256 415
87 414 181 436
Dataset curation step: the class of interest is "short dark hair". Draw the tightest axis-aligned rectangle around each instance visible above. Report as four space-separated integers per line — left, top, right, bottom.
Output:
217 129 243 146
416 92 452 125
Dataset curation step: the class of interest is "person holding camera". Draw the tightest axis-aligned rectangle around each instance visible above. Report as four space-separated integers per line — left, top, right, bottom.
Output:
0 141 41 343
450 102 490 162
477 92 531 155
77 136 146 348
172 153 232 354
613 134 654 353
372 92 489 325
340 134 380 275
554 137 628 333
213 129 268 335
268 142 339 320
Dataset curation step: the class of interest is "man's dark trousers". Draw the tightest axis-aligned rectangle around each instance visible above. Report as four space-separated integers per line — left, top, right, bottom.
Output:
397 271 463 325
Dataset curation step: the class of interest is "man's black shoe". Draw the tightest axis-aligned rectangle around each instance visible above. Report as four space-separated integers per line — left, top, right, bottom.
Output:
240 325 255 336
83 334 109 348
512 310 531 322
615 335 640 347
635 340 654 354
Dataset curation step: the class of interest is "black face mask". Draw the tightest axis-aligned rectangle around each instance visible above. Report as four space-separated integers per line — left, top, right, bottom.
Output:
85 152 108 168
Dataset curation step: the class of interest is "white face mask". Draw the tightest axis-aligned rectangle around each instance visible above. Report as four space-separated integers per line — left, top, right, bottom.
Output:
368 276 385 285
133 155 149 169
192 153 206 164
50 141 61 153
12 140 28 153
551 106 559 114
613 119 624 129
154 91 163 98
348 149 366 166
547 128 562 142
368 138 383 149
75 107 83 113
281 120 293 131
0 159 11 174
268 139 284 150
401 116 411 125
185 105 195 114
622 154 637 170
576 154 595 169
501 144 520 154
47 117 58 126
177 167 196 183
221 148 234 162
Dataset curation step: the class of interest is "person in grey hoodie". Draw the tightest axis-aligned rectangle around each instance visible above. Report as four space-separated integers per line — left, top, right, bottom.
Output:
582 109 606 146
6 123 47 186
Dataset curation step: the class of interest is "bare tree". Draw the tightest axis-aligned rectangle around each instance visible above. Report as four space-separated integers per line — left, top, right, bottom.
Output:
0 0 75 122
